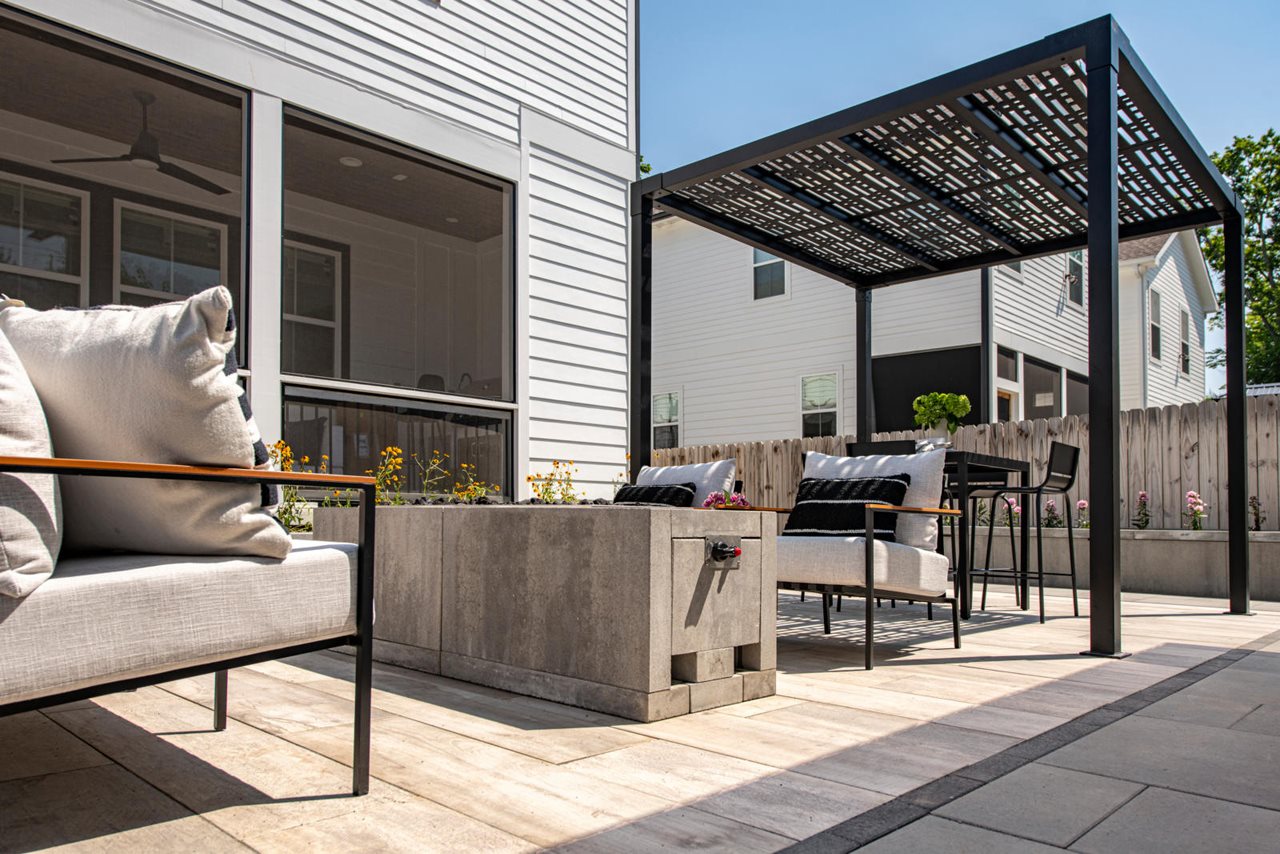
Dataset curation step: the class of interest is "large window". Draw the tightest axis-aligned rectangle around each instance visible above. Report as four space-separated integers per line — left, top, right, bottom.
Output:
1066 371 1088 416
0 173 87 308
652 391 680 449
1023 357 1060 421
1066 250 1084 305
1150 289 1163 361
752 248 786 300
283 387 510 498
282 111 513 402
801 372 838 437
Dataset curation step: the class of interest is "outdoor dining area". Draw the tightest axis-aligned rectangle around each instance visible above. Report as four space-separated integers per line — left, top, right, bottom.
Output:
2 14 1274 853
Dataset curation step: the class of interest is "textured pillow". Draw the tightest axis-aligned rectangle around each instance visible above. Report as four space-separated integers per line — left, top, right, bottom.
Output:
0 287 290 559
613 482 698 507
803 449 946 550
783 474 910 540
637 459 735 507
0 328 60 596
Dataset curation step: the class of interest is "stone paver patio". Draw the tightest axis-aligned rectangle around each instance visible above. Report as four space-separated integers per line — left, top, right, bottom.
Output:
4 588 1279 852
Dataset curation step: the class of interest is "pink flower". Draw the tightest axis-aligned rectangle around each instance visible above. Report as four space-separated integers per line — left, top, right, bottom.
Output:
1077 499 1089 511
702 491 726 509
1138 490 1149 502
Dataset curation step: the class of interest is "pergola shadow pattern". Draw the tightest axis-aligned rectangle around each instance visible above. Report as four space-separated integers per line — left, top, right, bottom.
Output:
631 15 1249 654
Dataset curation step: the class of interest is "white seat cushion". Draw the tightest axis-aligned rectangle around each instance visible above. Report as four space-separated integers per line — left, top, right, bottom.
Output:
637 459 735 507
0 540 356 706
777 536 950 599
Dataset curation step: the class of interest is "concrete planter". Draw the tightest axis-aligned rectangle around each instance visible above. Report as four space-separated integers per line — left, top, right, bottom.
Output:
967 527 1280 600
313 505 777 721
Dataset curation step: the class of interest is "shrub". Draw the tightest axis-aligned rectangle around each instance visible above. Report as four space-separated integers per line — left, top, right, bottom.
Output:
1132 490 1150 529
912 392 971 434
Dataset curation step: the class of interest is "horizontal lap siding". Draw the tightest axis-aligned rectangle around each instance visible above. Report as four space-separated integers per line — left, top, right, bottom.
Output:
148 0 629 146
528 145 628 497
870 273 981 357
652 220 861 445
1146 237 1208 407
993 254 1088 368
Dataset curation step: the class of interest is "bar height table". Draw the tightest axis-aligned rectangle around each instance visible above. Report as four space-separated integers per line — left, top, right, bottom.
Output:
943 450 1031 619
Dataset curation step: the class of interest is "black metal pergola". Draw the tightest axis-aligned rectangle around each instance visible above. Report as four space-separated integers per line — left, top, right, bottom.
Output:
629 15 1249 654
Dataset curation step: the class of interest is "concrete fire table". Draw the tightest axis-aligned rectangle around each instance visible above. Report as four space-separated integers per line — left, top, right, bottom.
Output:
313 505 776 721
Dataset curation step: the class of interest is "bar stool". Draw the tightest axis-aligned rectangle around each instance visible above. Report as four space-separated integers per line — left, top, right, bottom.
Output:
974 441 1081 623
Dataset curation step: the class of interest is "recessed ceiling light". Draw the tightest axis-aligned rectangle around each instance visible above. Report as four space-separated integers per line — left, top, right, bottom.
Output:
339 156 363 168
444 216 459 223
391 173 408 181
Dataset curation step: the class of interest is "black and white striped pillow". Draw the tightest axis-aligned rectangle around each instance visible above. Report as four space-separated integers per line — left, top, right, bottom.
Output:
782 474 911 540
222 308 278 513
613 482 698 507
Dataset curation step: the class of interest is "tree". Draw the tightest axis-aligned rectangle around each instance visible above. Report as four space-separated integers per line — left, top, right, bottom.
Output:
1199 130 1280 385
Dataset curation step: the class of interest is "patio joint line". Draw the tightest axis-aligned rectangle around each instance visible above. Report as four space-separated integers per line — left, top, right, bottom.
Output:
783 624 1280 852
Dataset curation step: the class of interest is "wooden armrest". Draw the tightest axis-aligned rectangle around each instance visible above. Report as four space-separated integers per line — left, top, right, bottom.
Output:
0 455 374 488
867 503 961 517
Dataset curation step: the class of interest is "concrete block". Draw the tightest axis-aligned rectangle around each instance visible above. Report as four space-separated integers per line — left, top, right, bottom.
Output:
671 508 760 538
741 669 777 701
671 648 734 683
688 674 744 712
671 539 761 654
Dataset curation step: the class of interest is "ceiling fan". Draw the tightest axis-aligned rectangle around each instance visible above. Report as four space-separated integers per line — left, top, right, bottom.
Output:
50 91 230 196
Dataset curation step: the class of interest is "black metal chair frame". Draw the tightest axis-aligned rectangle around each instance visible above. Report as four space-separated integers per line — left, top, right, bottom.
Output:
0 456 377 796
972 441 1081 623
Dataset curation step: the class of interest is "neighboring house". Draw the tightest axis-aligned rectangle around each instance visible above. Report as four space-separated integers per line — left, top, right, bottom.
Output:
0 1 636 498
652 216 1215 445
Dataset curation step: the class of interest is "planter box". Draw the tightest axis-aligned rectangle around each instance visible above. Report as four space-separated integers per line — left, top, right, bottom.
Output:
313 505 776 721
967 527 1280 600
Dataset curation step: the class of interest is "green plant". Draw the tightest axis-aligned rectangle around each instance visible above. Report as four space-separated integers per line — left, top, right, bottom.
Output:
1184 490 1207 531
367 445 408 506
412 449 452 497
1250 495 1266 531
317 453 355 508
912 392 971 434
268 440 311 532
1132 490 1151 529
526 459 582 503
452 462 500 503
1043 498 1064 528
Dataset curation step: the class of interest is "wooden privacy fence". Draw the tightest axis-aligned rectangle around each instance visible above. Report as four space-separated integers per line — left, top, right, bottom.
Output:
652 394 1280 532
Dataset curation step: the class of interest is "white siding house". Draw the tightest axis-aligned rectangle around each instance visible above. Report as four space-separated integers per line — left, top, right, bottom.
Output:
652 217 1215 445
0 0 636 498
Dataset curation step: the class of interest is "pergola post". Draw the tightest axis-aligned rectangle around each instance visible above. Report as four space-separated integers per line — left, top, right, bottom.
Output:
855 288 874 440
1224 211 1250 613
1085 21 1124 656
629 188 654 482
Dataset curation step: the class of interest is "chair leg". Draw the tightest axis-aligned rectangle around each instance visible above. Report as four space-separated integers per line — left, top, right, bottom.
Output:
837 594 842 612
1066 500 1080 617
927 602 934 620
822 592 832 634
800 590 806 602
951 599 961 648
1035 498 1046 624
213 670 228 732
865 590 875 671
1008 504 1020 607
353 634 373 796
981 496 998 610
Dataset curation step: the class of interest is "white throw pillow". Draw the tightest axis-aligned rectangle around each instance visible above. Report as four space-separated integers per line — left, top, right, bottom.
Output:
803 449 946 550
0 328 60 597
637 459 736 508
0 287 291 560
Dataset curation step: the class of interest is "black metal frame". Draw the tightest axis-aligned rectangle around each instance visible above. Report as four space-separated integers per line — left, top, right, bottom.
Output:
0 459 377 796
633 15 1249 656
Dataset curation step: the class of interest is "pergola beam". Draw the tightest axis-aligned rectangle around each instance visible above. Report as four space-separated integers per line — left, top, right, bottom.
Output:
655 192 864 285
836 136 1022 254
952 94 1091 221
740 165 941 271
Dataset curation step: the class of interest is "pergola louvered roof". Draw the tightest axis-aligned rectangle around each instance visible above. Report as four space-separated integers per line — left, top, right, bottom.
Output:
637 16 1239 289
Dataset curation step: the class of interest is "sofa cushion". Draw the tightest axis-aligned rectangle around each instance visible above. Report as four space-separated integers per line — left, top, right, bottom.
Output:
613 482 697 507
803 449 946 550
783 474 910 540
0 328 60 598
637 459 735 508
0 287 290 559
777 535 950 599
0 540 357 705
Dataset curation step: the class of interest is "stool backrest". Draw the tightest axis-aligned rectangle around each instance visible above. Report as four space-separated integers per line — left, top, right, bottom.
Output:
844 439 917 457
1042 441 1080 492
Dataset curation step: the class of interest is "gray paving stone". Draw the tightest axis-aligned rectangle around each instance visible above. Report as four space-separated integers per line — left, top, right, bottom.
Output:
1072 786 1280 854
1042 715 1280 811
857 816 1061 853
1231 703 1280 737
935 764 1143 847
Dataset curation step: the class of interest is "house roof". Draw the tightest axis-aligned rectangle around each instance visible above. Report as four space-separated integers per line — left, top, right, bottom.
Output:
638 16 1238 291
1118 234 1172 261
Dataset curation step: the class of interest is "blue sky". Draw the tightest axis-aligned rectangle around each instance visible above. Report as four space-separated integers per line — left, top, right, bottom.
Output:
640 0 1279 394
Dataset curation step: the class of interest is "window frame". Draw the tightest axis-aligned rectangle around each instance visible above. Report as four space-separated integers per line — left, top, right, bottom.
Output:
799 370 840 438
1066 250 1084 307
281 236 344 379
651 389 682 450
113 199 228 306
1149 288 1163 362
750 247 788 302
0 169 91 306
1179 309 1191 375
